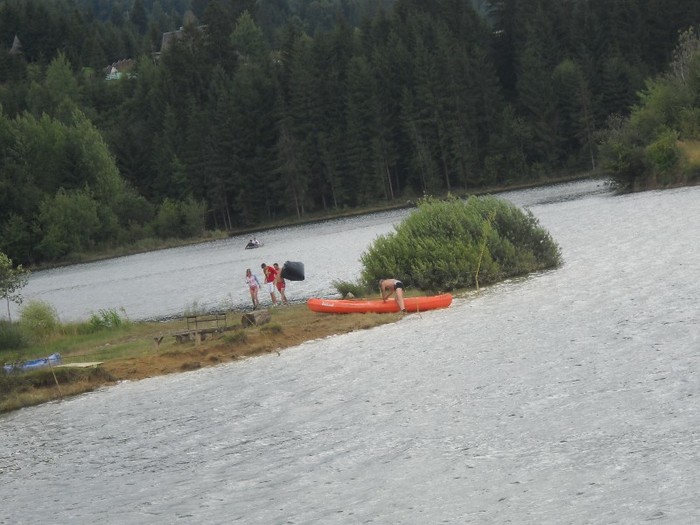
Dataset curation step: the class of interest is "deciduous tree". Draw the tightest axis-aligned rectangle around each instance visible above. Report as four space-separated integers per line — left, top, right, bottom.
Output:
0 252 30 322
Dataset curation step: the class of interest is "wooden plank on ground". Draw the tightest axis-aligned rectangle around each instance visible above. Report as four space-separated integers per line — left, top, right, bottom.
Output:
56 362 103 368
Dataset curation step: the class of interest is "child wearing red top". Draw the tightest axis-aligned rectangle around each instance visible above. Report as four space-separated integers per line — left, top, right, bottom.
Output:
260 263 278 305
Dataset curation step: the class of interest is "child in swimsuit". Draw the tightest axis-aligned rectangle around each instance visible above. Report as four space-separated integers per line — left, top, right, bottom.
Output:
245 268 261 309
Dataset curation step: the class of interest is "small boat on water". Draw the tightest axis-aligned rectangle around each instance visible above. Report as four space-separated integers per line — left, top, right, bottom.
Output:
245 240 263 249
3 353 62 373
307 293 452 314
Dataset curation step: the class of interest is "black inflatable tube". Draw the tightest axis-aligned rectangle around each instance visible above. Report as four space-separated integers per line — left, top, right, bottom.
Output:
281 261 305 281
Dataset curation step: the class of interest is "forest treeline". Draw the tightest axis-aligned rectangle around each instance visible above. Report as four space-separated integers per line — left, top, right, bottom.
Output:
1 0 700 266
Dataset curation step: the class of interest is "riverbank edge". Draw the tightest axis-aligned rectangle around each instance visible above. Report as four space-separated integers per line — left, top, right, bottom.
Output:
1 301 413 414
27 172 602 271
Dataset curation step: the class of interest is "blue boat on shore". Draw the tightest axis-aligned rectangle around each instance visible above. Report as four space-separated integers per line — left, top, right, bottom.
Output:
3 353 62 373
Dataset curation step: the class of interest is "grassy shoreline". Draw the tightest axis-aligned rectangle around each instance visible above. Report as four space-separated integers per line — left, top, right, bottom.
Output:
1 301 411 413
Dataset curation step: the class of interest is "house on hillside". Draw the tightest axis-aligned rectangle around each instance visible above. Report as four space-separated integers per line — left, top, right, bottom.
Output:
153 11 206 63
104 58 136 80
154 25 207 58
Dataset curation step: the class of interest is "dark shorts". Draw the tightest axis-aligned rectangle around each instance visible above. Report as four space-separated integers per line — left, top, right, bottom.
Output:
394 281 404 290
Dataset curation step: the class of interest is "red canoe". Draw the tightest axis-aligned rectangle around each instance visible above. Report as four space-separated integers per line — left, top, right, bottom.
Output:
307 293 453 314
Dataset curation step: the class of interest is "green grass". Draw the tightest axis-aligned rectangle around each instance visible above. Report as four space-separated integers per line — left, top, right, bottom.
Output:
223 330 248 344
1 319 171 366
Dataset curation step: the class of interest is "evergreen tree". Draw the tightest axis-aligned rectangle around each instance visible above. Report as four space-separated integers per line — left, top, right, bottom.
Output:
515 5 561 169
201 0 238 69
308 22 356 209
129 0 149 34
1 0 700 264
344 54 383 204
487 0 527 98
553 59 597 169
200 66 236 230
26 52 81 122
369 26 412 198
281 32 318 216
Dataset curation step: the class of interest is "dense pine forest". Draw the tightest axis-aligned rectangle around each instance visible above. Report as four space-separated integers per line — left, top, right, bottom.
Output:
1 0 699 266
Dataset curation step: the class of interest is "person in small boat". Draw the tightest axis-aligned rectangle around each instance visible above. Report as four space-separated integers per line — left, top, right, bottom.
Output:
245 269 261 309
379 278 406 312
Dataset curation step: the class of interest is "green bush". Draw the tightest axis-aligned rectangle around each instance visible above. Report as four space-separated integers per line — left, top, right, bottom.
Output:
85 308 127 333
179 198 207 237
19 300 60 341
629 78 692 140
332 279 370 298
113 190 155 229
599 114 649 190
359 196 561 291
35 189 101 260
645 128 681 185
152 198 206 239
678 107 700 139
152 199 181 238
0 320 27 352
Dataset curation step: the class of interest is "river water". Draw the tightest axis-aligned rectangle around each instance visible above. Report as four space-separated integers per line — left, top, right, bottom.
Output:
6 180 611 323
1 180 698 524
9 208 411 322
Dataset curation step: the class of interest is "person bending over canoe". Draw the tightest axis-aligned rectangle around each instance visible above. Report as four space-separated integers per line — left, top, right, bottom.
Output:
379 278 406 312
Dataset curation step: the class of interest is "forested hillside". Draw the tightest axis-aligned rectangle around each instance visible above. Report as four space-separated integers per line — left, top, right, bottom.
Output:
1 0 699 266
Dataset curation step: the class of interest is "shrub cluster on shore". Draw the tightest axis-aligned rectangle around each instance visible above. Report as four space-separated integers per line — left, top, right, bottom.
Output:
0 302 129 356
0 304 137 412
356 196 562 292
599 29 700 190
0 303 130 400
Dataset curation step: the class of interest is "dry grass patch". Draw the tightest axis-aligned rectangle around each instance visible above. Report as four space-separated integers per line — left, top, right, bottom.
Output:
678 140 700 183
2 302 402 412
679 140 700 166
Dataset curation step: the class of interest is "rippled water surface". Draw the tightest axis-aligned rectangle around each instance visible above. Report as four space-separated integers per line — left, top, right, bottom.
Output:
1 181 698 524
13 208 411 322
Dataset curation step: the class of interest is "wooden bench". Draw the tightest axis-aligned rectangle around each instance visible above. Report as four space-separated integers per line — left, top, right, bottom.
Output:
173 313 229 344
